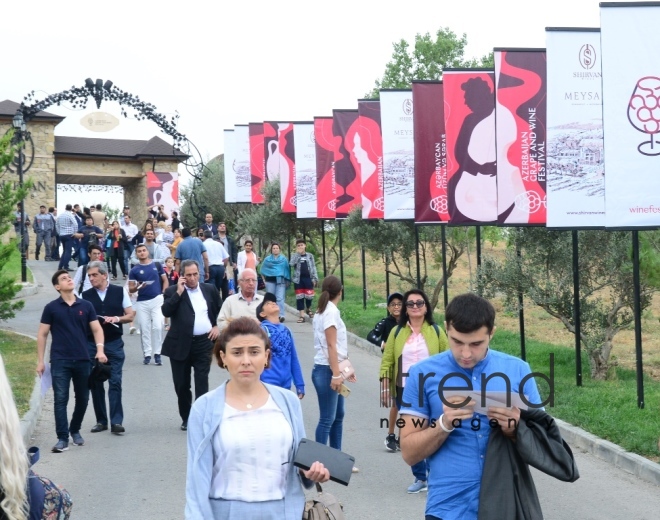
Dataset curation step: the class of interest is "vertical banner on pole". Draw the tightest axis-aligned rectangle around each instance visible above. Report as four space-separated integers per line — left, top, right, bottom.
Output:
146 172 179 218
357 100 384 219
278 123 296 213
224 129 237 203
380 89 415 220
294 122 317 219
412 81 449 223
494 48 548 225
333 109 362 219
264 122 280 182
314 116 337 219
444 70 498 224
601 3 660 227
249 123 265 204
546 28 604 228
233 125 252 203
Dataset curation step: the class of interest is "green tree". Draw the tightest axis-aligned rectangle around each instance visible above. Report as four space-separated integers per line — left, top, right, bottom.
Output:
179 156 252 236
367 27 494 97
0 131 30 320
478 228 657 380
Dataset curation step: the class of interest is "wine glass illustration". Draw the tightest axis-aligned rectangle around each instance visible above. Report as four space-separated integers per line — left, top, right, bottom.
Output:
628 76 660 156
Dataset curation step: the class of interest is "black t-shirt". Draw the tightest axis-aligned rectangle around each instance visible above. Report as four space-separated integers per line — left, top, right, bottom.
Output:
41 297 97 361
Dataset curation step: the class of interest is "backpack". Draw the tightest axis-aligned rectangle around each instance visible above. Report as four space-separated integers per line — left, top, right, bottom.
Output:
393 322 441 340
302 483 345 520
26 448 73 519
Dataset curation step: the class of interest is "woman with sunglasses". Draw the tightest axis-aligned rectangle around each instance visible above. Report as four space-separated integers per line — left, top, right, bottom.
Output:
379 288 448 494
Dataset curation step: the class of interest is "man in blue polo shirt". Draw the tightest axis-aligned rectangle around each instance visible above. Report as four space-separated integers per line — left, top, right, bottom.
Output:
37 269 106 453
399 293 543 520
129 243 169 365
174 227 209 281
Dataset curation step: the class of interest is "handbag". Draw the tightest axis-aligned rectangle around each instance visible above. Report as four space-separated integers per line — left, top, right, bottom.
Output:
302 483 345 520
257 274 266 291
338 358 355 381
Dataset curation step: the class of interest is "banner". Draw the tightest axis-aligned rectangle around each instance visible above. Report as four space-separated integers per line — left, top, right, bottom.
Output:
494 49 547 225
278 123 296 213
223 129 236 203
546 29 604 228
601 3 660 227
357 100 384 219
264 121 280 182
380 89 415 220
233 125 252 203
294 122 317 219
412 81 448 223
333 110 361 219
249 123 265 204
443 70 498 225
314 116 337 219
146 172 179 221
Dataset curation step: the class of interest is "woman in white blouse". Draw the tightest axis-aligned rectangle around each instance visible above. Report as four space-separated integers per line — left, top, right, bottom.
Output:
185 317 329 519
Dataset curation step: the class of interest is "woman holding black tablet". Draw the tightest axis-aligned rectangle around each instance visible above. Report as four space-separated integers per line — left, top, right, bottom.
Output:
185 317 329 519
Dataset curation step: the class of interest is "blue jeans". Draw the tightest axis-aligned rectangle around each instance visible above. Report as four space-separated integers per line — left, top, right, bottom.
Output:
265 281 287 318
51 359 91 441
395 387 428 481
58 234 74 270
124 242 134 274
208 264 225 293
78 245 89 267
312 364 345 450
88 339 125 426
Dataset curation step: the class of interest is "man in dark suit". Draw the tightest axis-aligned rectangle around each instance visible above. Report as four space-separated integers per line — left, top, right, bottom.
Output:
161 259 220 431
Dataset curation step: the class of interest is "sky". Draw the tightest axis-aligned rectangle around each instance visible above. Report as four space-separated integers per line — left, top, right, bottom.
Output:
2 0 611 210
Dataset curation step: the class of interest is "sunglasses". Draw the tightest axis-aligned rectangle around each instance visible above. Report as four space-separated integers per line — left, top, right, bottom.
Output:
405 299 426 308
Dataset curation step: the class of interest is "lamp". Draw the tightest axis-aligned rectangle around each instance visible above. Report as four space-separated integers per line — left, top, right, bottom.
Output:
12 110 28 283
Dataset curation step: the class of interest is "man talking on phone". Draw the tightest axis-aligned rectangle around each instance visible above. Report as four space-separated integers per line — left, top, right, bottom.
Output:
161 259 220 431
128 244 169 366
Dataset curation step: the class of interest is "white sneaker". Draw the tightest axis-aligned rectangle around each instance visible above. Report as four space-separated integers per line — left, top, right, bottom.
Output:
129 327 136 335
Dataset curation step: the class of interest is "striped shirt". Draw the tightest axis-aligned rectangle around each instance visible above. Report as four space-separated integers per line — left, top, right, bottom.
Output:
55 211 79 236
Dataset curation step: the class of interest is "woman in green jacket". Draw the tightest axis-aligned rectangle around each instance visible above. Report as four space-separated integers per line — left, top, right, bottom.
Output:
379 288 448 494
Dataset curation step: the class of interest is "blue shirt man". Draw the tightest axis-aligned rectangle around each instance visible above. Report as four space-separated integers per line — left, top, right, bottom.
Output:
175 227 209 279
399 294 544 520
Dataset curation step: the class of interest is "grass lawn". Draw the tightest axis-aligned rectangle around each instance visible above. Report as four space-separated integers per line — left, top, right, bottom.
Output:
0 330 37 416
1 247 34 284
288 273 660 460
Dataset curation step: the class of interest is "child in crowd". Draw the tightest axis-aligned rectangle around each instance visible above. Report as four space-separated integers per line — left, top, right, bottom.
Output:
163 257 179 331
256 292 305 398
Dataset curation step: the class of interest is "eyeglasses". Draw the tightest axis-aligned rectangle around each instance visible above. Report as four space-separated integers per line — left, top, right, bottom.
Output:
241 278 257 284
389 302 403 308
405 300 425 308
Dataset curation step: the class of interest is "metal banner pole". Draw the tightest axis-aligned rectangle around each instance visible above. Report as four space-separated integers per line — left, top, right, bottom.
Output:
441 225 448 309
361 247 367 310
415 225 421 289
632 230 645 409
572 230 582 387
338 220 344 301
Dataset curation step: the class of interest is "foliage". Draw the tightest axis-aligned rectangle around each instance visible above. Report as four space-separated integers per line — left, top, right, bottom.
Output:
366 27 494 97
102 203 121 225
345 207 472 310
0 130 30 320
478 228 656 380
179 156 252 235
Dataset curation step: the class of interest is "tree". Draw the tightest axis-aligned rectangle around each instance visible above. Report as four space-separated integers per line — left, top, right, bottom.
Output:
345 207 471 310
478 228 657 380
366 27 494 97
179 156 252 236
0 131 30 320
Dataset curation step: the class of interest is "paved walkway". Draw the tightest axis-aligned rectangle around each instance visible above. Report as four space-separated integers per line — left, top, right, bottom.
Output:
5 260 660 519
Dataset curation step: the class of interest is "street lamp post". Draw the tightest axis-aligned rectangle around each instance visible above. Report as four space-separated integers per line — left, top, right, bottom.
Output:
12 112 27 283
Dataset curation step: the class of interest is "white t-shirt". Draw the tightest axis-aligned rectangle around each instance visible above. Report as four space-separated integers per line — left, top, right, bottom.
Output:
313 300 348 365
211 396 292 501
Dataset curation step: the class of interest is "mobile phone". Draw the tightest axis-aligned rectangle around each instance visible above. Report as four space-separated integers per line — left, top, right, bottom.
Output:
339 384 351 398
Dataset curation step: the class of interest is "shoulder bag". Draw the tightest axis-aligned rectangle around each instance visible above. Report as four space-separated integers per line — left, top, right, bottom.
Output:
302 483 345 520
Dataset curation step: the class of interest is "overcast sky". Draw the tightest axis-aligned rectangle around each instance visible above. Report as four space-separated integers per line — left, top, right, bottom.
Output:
3 0 610 208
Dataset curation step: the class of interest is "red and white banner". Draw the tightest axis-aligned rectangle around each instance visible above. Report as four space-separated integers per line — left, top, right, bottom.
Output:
412 81 448 223
234 125 252 203
333 110 361 219
546 28 604 228
264 122 280 182
294 122 317 219
601 3 660 227
249 123 265 204
443 70 498 225
494 49 547 225
314 117 337 219
223 129 236 203
146 172 179 220
278 123 296 213
380 90 415 220
357 100 384 219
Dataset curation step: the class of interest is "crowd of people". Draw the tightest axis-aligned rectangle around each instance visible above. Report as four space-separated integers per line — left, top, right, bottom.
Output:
0 203 579 519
